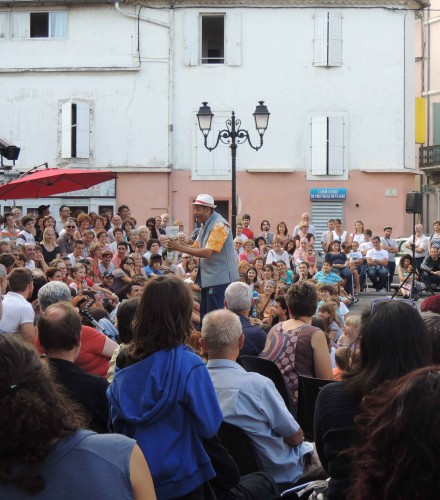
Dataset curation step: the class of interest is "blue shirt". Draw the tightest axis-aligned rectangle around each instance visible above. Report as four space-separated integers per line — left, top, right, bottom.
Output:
238 313 267 356
207 359 312 483
314 271 342 285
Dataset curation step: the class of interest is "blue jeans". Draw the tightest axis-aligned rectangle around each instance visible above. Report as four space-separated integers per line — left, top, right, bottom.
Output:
387 261 396 289
200 283 229 324
331 266 353 295
367 265 388 291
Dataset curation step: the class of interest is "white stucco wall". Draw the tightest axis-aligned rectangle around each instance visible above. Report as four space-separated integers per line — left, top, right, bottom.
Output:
172 7 417 174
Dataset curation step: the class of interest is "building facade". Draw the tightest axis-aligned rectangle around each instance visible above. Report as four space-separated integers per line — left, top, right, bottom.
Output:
0 0 425 236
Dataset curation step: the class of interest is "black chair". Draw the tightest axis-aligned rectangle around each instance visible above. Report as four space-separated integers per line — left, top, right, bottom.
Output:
296 375 334 441
217 421 264 476
237 355 297 416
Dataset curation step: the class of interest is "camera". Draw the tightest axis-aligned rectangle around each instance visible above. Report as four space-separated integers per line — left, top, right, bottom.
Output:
0 139 20 161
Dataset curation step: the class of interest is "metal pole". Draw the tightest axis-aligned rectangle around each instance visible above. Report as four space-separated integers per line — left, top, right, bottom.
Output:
230 111 237 236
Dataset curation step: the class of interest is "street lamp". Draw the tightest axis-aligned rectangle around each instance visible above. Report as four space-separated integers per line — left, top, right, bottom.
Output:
196 101 270 235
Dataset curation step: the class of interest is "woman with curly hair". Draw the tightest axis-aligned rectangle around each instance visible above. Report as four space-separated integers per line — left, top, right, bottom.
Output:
0 335 156 499
108 275 222 500
348 366 440 500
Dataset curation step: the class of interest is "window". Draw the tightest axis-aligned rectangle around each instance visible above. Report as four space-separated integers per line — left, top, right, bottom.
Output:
11 11 68 39
184 11 241 66
310 116 345 176
61 101 91 159
314 11 342 67
193 116 231 180
201 15 224 64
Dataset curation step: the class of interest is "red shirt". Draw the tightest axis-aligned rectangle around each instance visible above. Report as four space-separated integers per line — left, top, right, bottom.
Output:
36 325 109 378
242 228 254 240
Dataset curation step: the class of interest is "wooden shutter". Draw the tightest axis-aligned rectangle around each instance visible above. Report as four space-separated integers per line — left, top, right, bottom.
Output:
61 101 72 158
313 12 328 67
226 11 241 66
184 10 199 66
75 102 90 159
328 116 344 175
328 12 342 67
311 117 328 175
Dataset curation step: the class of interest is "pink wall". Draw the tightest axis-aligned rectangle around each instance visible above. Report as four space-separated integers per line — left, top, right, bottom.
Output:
117 170 418 238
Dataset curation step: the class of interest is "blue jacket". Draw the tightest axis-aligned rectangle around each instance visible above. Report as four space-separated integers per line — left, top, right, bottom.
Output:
107 345 222 500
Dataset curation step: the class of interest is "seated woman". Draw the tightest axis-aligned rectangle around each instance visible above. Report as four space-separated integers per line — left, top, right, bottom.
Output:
325 240 353 297
348 366 440 500
108 276 223 500
314 300 432 500
260 281 333 404
0 334 156 499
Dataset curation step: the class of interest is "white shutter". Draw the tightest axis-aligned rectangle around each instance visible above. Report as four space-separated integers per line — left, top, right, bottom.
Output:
195 117 230 178
61 101 72 159
75 102 90 159
313 12 328 67
11 12 29 39
328 12 342 67
328 116 344 175
226 11 241 66
184 10 199 66
311 116 328 175
0 13 8 39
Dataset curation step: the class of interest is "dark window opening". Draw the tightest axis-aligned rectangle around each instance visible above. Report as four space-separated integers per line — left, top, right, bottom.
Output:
30 12 49 38
201 16 224 64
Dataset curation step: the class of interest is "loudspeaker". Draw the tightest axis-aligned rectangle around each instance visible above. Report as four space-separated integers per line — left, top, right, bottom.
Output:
406 192 423 214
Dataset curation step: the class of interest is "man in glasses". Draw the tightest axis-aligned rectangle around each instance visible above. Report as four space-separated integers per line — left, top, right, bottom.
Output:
57 220 76 256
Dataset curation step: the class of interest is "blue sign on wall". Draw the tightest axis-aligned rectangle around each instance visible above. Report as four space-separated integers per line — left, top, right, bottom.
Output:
310 188 347 200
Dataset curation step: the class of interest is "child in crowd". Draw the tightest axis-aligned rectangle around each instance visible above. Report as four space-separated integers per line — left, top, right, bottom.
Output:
348 240 364 295
318 302 343 342
314 261 343 287
327 296 347 325
332 347 349 381
359 229 374 256
337 315 361 348
144 254 163 278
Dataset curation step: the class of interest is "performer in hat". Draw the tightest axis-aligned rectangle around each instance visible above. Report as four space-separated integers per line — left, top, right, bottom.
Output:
167 194 238 322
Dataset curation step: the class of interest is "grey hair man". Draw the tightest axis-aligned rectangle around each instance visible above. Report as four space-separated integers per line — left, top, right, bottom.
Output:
224 282 266 357
201 309 312 486
38 281 72 312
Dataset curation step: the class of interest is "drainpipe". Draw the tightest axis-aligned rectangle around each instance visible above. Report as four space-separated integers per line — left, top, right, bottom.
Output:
168 1 175 219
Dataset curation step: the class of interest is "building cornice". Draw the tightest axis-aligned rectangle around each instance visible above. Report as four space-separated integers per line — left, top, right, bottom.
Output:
0 0 429 9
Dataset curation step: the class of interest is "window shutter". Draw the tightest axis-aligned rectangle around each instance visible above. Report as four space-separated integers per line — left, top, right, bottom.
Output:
311 116 328 175
75 102 90 159
61 101 72 159
328 12 342 67
11 12 29 39
226 11 241 66
433 103 440 146
313 12 328 67
328 116 344 175
184 10 199 66
0 13 8 38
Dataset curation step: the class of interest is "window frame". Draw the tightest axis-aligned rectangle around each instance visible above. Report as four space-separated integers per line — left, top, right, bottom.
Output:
200 13 225 65
10 10 68 40
60 100 92 160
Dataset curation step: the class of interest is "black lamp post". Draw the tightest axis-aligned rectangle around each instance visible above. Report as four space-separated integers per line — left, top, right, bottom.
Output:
196 101 270 235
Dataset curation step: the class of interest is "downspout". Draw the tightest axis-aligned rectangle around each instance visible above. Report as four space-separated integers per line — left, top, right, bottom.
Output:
168 1 175 219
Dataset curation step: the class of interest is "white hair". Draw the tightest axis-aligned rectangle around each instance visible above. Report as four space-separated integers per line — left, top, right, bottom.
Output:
225 281 253 313
201 309 242 350
38 282 72 312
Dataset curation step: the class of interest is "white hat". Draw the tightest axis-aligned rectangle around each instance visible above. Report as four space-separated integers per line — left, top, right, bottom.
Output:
192 194 217 208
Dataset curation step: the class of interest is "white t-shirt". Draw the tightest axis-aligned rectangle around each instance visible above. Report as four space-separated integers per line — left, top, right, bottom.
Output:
348 251 363 263
366 248 389 264
0 292 34 335
359 241 374 255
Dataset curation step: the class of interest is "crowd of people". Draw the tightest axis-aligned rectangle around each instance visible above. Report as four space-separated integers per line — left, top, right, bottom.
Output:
0 198 439 499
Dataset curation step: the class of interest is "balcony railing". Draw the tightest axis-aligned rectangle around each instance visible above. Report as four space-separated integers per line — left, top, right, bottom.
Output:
419 145 440 169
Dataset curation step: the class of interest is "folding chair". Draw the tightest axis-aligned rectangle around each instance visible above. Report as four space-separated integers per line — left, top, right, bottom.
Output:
217 421 264 476
296 375 334 441
237 355 297 416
